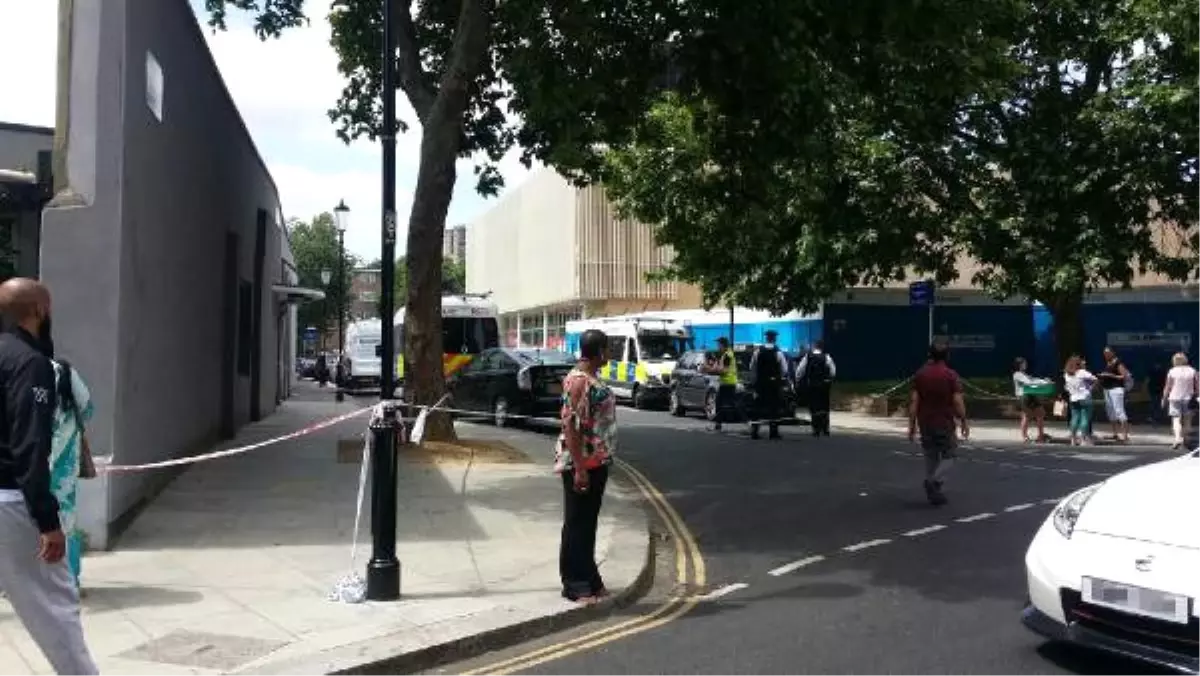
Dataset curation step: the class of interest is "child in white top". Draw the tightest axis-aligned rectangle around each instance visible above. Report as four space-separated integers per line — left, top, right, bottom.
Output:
1063 356 1096 446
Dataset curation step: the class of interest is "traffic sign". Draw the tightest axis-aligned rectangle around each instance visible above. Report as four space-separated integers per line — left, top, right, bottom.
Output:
303 326 319 340
909 280 935 306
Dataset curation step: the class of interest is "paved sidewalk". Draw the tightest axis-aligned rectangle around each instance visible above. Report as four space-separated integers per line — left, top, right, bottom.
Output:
832 411 1183 448
0 389 650 675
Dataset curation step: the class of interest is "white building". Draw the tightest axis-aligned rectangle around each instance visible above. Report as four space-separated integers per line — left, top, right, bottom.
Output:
466 169 704 349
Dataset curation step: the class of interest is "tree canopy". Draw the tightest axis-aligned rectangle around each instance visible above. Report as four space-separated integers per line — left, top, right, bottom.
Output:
287 212 359 347
600 0 1198 361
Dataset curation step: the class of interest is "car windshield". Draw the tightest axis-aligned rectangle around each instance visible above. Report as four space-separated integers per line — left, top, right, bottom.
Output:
638 334 688 360
511 349 573 365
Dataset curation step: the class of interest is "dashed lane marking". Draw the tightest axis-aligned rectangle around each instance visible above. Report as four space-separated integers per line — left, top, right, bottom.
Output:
768 555 826 577
902 524 946 537
956 512 995 523
887 450 1112 478
843 538 892 552
1004 503 1035 512
697 583 748 601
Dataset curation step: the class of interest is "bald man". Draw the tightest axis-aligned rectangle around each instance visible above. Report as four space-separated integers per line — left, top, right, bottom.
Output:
0 278 97 674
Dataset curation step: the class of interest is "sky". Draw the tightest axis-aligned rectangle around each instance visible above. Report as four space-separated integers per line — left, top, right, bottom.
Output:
0 0 536 261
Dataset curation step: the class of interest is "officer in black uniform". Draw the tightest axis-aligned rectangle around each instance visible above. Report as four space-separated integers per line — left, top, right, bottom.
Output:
798 339 837 436
749 330 788 440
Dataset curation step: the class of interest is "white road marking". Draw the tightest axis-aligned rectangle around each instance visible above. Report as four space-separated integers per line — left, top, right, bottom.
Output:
843 539 892 552
1043 498 1063 505
698 583 748 600
1004 503 1034 512
956 512 995 523
903 525 946 537
768 555 826 576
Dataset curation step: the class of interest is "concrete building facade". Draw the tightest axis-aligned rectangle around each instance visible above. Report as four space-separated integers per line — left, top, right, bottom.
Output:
348 267 382 321
0 122 54 280
41 0 309 548
466 169 703 350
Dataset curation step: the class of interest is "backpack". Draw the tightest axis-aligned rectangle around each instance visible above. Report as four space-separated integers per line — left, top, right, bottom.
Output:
755 345 782 384
805 352 831 384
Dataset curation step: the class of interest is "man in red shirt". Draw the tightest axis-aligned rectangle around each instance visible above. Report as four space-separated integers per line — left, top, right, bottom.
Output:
908 341 970 506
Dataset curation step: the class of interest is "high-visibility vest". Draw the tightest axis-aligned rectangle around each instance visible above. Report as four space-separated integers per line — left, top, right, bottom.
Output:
719 348 738 386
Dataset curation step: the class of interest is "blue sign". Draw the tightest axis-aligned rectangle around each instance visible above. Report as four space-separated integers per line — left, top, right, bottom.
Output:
303 326 319 340
909 280 935 306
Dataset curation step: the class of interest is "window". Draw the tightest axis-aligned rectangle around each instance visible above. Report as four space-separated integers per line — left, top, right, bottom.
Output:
444 317 500 354
626 337 639 363
237 280 253 375
606 336 626 361
637 334 688 361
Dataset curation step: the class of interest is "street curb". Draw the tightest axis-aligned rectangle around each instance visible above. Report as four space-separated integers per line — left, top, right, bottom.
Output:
248 472 657 676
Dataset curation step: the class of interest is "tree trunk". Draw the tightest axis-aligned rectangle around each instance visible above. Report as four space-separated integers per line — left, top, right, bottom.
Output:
400 0 492 443
1046 290 1085 373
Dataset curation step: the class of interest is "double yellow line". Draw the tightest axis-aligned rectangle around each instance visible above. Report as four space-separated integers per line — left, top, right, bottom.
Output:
461 459 706 675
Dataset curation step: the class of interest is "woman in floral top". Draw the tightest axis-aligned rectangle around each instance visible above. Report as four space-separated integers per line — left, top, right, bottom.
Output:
555 329 618 604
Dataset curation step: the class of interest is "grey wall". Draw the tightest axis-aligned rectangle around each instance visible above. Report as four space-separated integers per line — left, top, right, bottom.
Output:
41 0 297 548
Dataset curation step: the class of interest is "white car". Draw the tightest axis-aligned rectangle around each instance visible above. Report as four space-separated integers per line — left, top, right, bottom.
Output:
1023 449 1199 674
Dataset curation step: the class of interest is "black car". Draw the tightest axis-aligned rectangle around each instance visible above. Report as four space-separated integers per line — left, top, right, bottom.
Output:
668 347 798 422
447 347 574 427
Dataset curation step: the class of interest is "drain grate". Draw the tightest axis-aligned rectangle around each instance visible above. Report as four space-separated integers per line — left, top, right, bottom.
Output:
117 630 288 671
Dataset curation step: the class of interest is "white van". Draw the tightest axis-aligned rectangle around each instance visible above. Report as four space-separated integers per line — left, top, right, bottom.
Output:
340 319 383 390
564 315 692 408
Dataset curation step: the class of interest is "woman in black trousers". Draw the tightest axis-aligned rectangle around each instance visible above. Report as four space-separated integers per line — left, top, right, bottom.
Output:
555 329 618 604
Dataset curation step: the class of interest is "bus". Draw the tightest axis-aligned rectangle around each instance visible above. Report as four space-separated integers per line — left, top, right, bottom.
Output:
393 293 500 380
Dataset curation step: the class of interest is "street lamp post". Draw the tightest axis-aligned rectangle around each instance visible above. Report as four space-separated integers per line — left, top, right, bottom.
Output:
366 0 401 602
333 200 349 403
320 269 332 352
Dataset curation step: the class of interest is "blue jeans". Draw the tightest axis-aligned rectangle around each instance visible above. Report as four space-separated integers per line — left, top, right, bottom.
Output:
1069 400 1092 437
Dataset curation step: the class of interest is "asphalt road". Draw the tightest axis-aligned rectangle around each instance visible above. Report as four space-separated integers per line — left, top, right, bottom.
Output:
438 405 1180 675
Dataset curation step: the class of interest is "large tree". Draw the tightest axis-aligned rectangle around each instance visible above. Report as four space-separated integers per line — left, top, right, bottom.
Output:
599 1 1027 313
204 0 679 439
927 0 1198 365
287 212 359 349
601 0 1198 366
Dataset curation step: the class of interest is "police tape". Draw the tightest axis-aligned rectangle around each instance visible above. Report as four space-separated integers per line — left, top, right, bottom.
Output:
391 401 810 427
100 406 374 473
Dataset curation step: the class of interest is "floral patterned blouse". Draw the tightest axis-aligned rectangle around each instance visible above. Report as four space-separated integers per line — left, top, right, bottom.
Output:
554 367 617 473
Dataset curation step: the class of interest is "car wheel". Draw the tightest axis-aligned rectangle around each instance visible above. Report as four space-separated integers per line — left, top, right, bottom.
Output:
704 391 718 421
669 388 686 416
633 386 648 410
492 396 510 428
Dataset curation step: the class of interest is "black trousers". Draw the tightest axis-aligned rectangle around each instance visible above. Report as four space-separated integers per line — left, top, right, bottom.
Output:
560 464 609 600
714 384 739 426
809 383 832 434
750 384 782 438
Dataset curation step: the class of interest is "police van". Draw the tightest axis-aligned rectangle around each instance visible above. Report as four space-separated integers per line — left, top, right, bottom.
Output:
338 319 383 391
565 315 693 408
393 293 500 381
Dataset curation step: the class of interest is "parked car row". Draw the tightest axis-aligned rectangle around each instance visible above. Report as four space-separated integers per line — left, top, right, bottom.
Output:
445 345 806 427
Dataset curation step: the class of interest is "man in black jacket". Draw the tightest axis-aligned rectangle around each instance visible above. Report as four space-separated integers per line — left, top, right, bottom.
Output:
798 340 837 436
0 278 97 675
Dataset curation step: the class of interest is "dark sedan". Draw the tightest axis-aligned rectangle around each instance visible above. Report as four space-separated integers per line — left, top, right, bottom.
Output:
447 347 574 427
668 347 798 422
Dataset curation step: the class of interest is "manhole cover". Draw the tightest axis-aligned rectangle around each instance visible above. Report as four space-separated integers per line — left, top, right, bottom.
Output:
117 630 288 671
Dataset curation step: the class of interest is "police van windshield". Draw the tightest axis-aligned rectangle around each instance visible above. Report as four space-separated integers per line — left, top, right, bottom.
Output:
444 317 500 354
638 334 688 361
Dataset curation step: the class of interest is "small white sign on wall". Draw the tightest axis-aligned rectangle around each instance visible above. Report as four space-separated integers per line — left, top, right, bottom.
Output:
146 51 164 122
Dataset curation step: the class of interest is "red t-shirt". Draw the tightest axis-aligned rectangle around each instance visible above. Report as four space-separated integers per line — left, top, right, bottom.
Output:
912 360 962 432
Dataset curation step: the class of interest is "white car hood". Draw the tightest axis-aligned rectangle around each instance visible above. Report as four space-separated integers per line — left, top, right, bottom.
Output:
1076 453 1200 549
645 361 677 376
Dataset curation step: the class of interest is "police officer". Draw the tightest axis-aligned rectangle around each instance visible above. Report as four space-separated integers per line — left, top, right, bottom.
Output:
797 339 837 436
704 337 739 432
749 330 789 440
0 278 97 674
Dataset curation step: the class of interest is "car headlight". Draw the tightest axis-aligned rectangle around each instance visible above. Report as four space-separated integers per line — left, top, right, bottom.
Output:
1052 483 1102 538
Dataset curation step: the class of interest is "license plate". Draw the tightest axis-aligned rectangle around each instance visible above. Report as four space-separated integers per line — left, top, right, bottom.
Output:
544 383 562 395
1082 577 1191 624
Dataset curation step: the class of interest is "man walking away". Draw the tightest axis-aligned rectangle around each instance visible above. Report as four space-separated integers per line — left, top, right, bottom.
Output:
749 330 789 440
703 337 739 432
908 340 969 506
0 278 98 674
797 340 836 436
